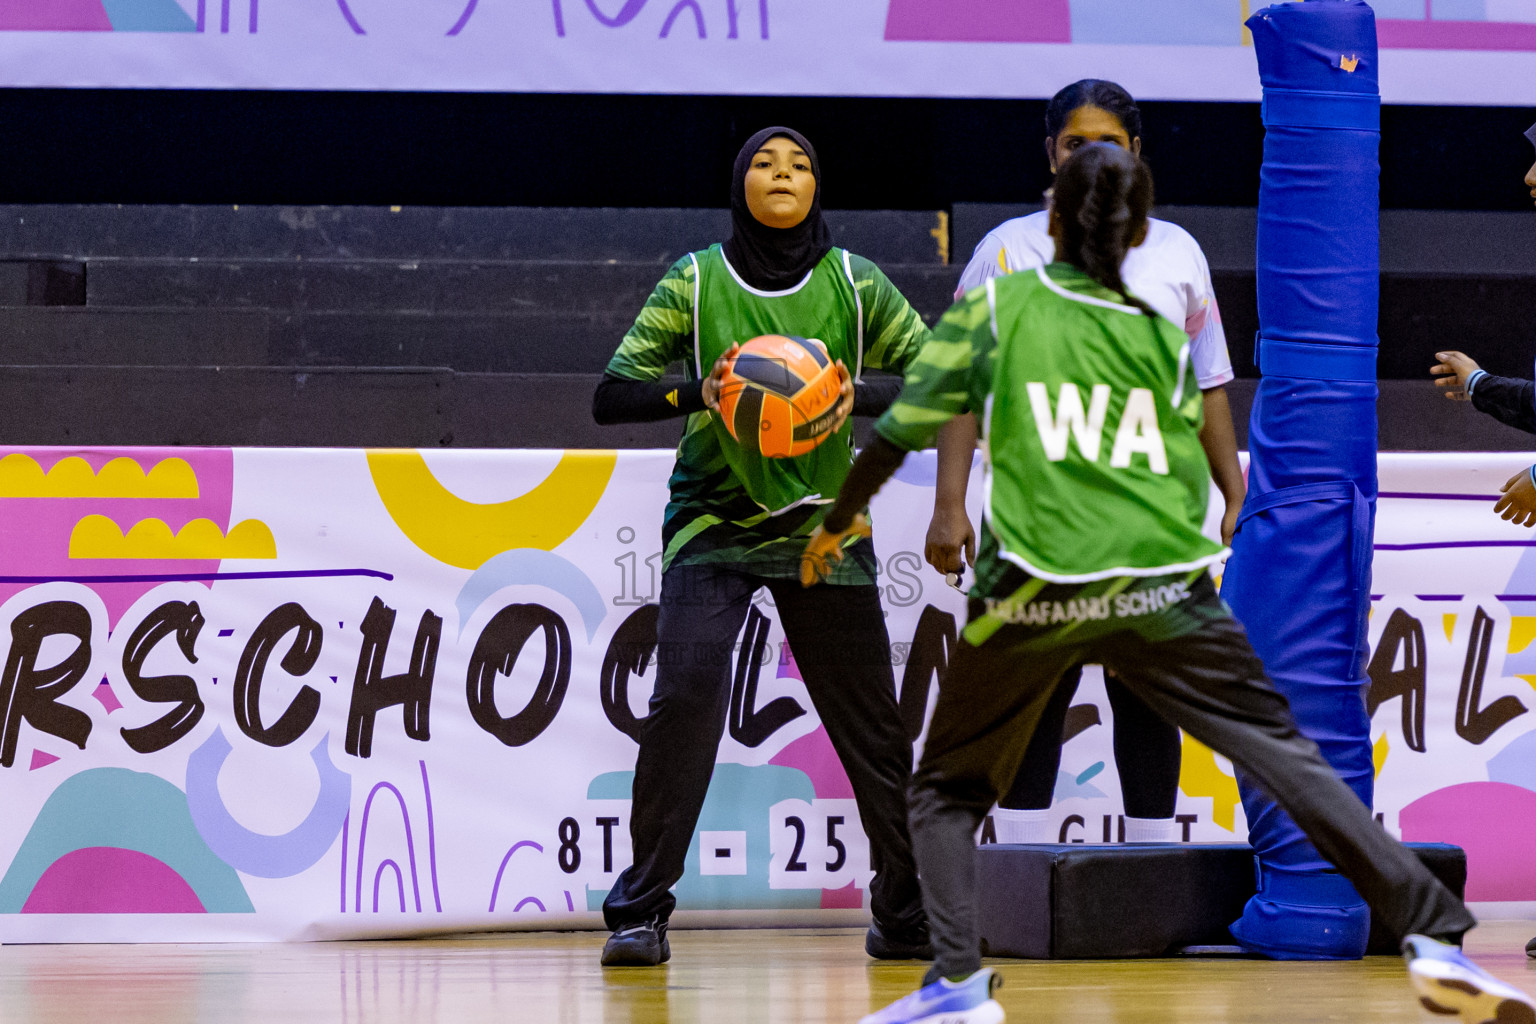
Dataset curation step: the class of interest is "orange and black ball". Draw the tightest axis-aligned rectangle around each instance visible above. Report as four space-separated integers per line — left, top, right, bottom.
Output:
717 335 843 458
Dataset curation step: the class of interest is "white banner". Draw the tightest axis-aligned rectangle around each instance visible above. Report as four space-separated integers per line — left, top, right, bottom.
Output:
1 446 1535 943
1 1 1535 104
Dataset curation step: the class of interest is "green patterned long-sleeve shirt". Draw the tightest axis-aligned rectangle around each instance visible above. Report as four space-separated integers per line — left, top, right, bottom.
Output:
606 243 930 583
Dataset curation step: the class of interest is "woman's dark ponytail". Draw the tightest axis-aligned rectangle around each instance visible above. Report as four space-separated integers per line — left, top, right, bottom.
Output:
1052 144 1157 319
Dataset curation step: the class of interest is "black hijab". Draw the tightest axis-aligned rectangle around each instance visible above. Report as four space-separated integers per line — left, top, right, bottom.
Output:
722 126 834 291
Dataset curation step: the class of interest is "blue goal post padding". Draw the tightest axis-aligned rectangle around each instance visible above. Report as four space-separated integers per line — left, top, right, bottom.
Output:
1222 0 1381 960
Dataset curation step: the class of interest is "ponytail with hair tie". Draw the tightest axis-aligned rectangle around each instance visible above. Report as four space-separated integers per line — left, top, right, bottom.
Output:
1053 144 1158 320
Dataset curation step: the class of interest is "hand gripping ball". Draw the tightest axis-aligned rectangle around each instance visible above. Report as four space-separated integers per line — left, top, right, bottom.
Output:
717 335 844 458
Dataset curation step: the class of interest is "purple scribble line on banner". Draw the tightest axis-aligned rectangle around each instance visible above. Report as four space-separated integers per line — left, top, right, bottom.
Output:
1379 492 1503 501
250 0 258 33
1370 495 1536 566
660 0 704 38
565 890 574 911
514 897 546 912
221 0 229 33
1371 595 1536 602
336 0 365 34
0 569 393 584
582 0 648 27
374 859 404 912
1376 541 1536 551
488 841 544 912
447 0 478 35
355 782 423 913
419 761 442 912
196 0 204 31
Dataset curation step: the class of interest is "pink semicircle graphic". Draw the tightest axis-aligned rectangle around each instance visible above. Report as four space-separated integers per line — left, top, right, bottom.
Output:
22 847 207 913
1399 782 1536 901
770 648 857 798
770 726 854 800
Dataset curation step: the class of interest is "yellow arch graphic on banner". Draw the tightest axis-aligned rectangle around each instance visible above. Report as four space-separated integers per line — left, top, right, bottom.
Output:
1182 731 1390 831
69 516 275 560
366 450 617 569
1180 734 1241 832
0 453 198 498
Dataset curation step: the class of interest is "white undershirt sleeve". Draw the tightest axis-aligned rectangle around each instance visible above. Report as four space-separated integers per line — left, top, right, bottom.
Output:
956 231 1009 299
1185 246 1235 390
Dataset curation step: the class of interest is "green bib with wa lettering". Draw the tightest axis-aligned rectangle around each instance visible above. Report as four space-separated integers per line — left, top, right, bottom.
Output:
984 266 1221 582
878 263 1226 588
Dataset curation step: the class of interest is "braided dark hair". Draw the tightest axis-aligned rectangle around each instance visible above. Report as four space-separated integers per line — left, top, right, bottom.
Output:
1052 143 1157 319
1045 79 1143 146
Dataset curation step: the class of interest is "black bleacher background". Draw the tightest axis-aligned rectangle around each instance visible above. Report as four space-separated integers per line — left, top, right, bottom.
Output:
0 205 949 448
0 93 1532 451
1 202 1533 451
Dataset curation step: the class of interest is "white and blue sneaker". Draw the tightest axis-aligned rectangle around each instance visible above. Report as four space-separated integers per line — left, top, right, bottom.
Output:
859 967 1003 1024
1404 934 1535 1023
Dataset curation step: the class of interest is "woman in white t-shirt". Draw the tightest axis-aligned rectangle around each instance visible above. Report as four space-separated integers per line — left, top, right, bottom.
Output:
926 79 1246 846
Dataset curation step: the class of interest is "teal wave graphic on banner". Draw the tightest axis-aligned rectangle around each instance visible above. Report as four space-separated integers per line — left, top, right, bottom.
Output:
103 0 196 30
0 767 253 913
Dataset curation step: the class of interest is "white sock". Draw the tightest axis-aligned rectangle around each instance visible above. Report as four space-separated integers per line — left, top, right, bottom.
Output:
1122 816 1178 843
992 807 1053 844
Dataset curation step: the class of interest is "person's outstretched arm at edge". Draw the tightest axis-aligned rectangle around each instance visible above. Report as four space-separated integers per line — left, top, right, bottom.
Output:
1433 350 1536 527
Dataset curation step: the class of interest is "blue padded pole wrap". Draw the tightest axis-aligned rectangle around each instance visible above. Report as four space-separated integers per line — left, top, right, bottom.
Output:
1223 0 1380 960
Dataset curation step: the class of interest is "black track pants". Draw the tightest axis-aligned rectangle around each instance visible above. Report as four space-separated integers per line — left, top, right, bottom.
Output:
911 573 1475 981
602 563 925 935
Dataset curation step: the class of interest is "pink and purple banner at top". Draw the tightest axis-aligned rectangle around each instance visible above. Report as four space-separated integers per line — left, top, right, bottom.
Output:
885 0 1536 51
0 0 1531 102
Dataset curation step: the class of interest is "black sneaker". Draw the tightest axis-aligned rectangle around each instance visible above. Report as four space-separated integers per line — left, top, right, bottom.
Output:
601 917 670 966
866 920 934 960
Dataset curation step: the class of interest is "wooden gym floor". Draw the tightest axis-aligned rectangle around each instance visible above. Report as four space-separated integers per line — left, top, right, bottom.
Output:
2 919 1533 1023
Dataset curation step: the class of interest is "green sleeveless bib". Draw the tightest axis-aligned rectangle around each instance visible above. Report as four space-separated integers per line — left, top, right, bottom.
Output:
689 243 864 515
